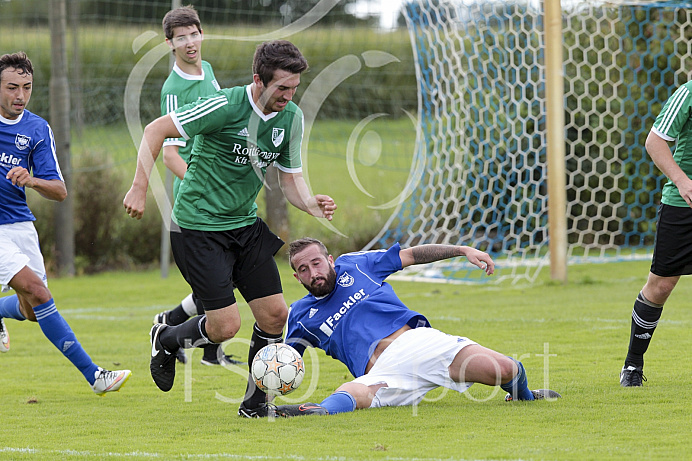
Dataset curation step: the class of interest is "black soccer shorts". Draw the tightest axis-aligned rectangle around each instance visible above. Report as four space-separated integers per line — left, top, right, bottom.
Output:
170 218 285 310
650 203 692 277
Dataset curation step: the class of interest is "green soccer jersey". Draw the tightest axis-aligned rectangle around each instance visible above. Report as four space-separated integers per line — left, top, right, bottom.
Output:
651 80 692 207
160 61 220 198
170 85 303 231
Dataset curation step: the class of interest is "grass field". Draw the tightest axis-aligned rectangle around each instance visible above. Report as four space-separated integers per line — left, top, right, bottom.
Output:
1 258 690 460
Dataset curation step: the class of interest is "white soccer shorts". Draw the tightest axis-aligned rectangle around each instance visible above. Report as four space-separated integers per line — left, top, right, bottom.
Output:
351 327 477 408
0 221 48 292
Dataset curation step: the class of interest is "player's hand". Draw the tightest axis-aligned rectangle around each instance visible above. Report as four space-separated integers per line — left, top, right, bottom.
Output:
678 177 692 208
310 195 337 221
463 247 495 275
6 166 34 188
123 186 147 219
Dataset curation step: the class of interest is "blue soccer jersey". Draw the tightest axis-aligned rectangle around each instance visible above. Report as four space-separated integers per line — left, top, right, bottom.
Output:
0 110 63 225
285 244 430 378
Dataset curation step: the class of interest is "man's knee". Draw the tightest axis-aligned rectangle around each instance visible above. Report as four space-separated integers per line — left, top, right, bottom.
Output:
250 295 288 334
268 306 288 328
498 356 520 384
10 269 52 308
643 275 678 304
449 345 517 385
335 382 383 410
205 316 241 343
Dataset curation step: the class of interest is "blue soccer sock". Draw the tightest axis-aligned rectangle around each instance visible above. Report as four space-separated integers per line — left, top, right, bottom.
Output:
319 391 357 414
500 358 535 401
0 295 25 320
33 299 99 385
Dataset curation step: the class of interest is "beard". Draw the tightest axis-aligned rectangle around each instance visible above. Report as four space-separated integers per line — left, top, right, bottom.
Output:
304 267 337 297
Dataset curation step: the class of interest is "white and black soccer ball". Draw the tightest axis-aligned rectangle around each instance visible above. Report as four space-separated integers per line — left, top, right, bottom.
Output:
251 343 304 396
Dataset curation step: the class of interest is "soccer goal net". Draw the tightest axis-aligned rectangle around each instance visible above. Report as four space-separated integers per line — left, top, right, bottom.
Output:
366 0 692 284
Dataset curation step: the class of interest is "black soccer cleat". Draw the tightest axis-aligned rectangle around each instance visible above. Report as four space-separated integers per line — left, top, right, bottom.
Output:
275 403 329 417
200 354 245 366
620 365 646 387
175 348 188 364
238 403 277 418
200 345 245 366
505 389 562 401
149 324 177 392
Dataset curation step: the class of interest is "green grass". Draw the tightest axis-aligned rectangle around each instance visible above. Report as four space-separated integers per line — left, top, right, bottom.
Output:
1 259 690 460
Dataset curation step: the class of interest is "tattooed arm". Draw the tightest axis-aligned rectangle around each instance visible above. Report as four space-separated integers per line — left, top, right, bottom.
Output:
399 244 494 275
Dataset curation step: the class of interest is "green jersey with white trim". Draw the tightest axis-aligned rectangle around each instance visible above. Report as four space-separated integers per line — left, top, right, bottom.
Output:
160 61 220 199
651 81 692 207
170 85 303 231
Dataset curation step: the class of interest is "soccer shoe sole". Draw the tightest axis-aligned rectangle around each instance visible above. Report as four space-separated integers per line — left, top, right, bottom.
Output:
93 370 132 396
149 324 176 392
200 355 246 366
238 403 277 418
505 389 562 401
275 403 329 417
0 319 9 352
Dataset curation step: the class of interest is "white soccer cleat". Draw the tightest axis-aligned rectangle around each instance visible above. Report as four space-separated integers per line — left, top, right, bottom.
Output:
0 319 9 352
152 311 169 325
91 368 132 396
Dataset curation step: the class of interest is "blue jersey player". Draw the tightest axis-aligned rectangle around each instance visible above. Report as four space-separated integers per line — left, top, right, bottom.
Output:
268 238 560 417
0 52 131 395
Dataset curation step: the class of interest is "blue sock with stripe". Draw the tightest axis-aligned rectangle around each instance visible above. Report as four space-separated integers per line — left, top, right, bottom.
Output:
500 358 535 401
33 299 99 385
319 391 357 414
0 295 25 320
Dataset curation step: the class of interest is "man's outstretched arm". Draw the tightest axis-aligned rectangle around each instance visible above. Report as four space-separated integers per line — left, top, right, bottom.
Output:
399 244 494 275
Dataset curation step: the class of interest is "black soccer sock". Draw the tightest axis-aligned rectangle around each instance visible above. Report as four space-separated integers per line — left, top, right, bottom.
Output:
166 304 191 326
160 315 213 351
166 293 199 325
625 291 663 368
242 323 283 409
202 343 223 361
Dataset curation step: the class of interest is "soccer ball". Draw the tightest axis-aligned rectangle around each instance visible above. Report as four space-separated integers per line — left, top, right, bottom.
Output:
251 343 304 396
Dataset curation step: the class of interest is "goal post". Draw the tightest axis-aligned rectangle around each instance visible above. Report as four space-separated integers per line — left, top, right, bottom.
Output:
545 0 567 282
366 0 691 284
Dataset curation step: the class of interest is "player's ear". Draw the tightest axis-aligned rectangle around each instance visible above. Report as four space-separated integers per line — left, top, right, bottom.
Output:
253 74 263 88
328 255 334 266
293 272 300 281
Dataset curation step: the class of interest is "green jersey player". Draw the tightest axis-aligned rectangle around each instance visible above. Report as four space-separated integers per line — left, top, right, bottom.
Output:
151 5 242 368
123 40 336 417
160 56 219 199
620 81 692 387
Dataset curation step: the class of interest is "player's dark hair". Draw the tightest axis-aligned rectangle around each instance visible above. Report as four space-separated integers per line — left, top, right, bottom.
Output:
0 52 33 81
253 40 308 86
162 5 201 40
288 237 329 270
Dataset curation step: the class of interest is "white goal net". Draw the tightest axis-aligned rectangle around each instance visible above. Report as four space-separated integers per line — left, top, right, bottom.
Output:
367 0 692 283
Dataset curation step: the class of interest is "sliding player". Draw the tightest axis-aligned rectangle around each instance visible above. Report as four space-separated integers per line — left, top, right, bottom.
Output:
270 238 560 417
